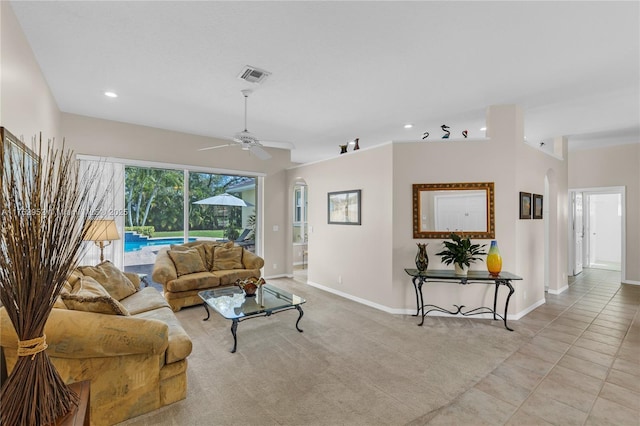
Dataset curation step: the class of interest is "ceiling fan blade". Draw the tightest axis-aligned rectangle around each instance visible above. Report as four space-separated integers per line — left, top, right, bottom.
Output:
260 140 296 150
197 144 233 151
249 145 272 160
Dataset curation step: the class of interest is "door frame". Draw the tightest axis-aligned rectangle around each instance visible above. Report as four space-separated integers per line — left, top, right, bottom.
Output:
569 186 626 280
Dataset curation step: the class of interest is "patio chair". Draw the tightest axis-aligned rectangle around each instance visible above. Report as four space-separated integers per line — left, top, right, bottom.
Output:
219 229 253 246
235 229 254 248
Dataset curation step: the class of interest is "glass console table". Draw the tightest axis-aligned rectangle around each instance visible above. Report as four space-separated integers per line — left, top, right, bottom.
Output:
404 269 522 331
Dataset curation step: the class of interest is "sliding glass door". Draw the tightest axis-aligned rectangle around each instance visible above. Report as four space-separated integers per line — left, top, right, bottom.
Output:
123 166 257 272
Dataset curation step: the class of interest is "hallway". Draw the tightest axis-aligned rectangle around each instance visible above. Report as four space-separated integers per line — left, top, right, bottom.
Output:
422 268 639 425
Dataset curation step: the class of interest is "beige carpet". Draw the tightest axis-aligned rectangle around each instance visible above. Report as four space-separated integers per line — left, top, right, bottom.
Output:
119 277 530 425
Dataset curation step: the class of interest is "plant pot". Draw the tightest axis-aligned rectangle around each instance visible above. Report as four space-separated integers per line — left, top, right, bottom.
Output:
454 263 468 276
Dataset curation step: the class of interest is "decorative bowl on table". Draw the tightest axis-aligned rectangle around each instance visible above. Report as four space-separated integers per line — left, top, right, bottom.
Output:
235 277 266 297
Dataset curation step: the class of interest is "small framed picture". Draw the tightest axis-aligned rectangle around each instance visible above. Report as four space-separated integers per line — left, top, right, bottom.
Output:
519 192 532 219
533 194 543 219
328 189 361 225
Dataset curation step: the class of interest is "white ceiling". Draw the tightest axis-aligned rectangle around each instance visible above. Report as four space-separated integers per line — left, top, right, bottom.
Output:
10 1 639 163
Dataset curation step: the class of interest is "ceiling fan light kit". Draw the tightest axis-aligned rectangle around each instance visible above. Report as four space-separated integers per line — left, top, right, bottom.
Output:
198 89 272 160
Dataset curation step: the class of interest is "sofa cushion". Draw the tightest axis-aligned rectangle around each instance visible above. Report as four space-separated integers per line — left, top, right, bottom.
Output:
168 249 207 277
133 306 193 364
61 276 130 316
78 261 138 301
67 270 83 286
53 295 68 309
166 271 220 292
170 243 209 269
212 245 244 271
212 269 261 286
120 287 171 315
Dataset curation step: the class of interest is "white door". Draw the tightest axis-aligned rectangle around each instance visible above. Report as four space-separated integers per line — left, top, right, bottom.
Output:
573 192 584 275
588 193 622 270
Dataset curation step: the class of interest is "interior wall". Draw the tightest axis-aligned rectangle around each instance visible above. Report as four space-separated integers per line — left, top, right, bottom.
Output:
391 105 568 316
292 105 568 317
60 113 294 278
516 133 569 300
569 143 640 283
287 145 395 309
0 2 60 145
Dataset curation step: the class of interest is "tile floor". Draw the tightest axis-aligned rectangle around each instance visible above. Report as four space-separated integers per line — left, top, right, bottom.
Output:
427 268 640 425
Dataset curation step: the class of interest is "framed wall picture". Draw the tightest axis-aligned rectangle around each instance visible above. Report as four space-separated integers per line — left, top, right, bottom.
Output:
533 194 543 219
519 192 532 219
1 127 39 185
328 189 361 225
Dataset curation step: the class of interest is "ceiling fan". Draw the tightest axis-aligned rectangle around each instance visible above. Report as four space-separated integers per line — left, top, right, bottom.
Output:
199 89 292 160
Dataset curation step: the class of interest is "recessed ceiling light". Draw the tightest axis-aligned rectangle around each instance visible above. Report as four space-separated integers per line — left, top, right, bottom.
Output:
404 124 413 129
104 91 118 98
480 127 487 131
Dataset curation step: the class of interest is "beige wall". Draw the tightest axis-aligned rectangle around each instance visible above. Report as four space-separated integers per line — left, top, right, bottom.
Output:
1 2 60 145
392 105 567 316
292 105 569 317
569 143 640 283
287 145 395 309
60 113 294 277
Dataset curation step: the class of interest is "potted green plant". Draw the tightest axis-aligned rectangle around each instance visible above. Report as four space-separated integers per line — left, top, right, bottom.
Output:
436 232 487 276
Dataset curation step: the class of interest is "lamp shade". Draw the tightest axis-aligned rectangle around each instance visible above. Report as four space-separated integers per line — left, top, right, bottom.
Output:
84 219 120 242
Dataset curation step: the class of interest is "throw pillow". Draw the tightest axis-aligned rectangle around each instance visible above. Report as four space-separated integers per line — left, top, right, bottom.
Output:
79 261 137 301
170 243 210 269
212 245 244 271
61 276 130 316
67 270 83 286
168 248 208 276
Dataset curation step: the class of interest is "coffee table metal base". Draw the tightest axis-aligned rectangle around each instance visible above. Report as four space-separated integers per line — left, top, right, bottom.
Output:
202 303 304 353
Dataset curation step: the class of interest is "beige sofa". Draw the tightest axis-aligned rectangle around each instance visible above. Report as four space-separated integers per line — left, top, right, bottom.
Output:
152 240 264 311
0 262 192 426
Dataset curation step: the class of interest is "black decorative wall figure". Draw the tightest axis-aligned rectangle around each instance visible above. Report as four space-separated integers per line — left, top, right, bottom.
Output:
441 125 450 139
353 138 360 150
339 144 348 154
422 131 429 139
462 130 468 138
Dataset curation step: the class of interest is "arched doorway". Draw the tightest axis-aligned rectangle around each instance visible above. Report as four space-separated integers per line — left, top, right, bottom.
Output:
292 180 308 277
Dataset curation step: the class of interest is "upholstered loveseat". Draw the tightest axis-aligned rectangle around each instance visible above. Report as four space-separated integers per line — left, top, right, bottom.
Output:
152 240 264 311
0 261 192 426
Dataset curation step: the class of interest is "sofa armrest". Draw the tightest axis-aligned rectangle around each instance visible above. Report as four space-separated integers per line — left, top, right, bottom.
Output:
242 249 265 270
152 249 178 285
0 307 169 359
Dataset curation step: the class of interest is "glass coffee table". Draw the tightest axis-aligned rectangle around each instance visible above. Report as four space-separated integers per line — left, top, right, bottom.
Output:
199 284 306 353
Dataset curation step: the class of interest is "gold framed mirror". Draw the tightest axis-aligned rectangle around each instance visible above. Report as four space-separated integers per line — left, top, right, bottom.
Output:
413 182 495 239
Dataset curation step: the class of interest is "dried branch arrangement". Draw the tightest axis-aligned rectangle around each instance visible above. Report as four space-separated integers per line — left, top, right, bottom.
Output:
1 132 110 425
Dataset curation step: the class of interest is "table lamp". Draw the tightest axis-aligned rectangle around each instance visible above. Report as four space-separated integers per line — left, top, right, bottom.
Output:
84 219 120 262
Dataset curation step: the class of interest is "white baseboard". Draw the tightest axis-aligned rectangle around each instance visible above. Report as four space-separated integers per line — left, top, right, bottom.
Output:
622 279 640 285
306 280 408 315
306 280 535 320
265 273 293 279
547 285 568 295
511 298 546 320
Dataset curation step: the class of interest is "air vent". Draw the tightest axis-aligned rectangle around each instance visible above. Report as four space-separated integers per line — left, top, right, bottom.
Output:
237 65 271 84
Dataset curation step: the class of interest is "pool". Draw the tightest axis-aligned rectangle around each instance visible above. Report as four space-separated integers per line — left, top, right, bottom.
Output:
125 237 196 252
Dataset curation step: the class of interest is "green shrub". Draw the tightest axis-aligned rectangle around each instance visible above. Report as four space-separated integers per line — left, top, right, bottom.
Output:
225 226 240 241
125 226 155 238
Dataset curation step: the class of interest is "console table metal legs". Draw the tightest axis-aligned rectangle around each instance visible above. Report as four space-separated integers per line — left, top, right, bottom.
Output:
410 276 515 331
202 303 305 353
